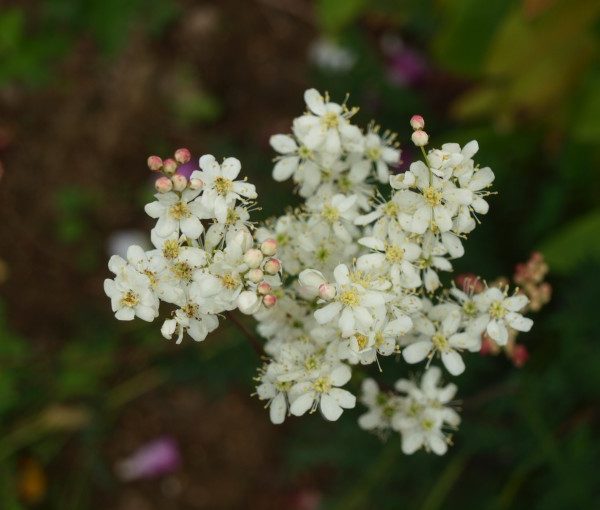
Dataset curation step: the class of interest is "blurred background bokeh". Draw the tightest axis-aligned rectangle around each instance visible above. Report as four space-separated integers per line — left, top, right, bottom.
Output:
0 0 599 508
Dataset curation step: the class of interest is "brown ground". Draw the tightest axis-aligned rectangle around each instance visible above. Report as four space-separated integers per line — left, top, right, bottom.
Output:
0 1 319 508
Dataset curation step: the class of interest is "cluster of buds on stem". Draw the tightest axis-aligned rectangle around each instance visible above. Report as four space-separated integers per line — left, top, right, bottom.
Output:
148 148 203 194
238 239 281 313
410 114 428 147
514 252 551 312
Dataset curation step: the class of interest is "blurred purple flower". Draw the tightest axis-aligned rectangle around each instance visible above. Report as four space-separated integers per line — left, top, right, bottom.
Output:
116 436 181 481
176 158 199 180
387 48 427 88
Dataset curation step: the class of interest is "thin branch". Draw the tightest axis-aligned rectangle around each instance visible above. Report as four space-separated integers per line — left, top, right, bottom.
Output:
226 311 263 356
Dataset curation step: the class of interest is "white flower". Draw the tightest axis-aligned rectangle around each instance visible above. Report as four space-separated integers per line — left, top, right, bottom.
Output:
161 307 219 344
289 364 356 421
104 259 157 322
454 166 495 233
308 193 359 242
313 264 387 337
402 307 479 375
348 313 410 365
392 366 460 455
358 379 401 431
144 188 207 239
398 161 472 234
361 130 401 183
357 228 421 289
270 134 322 196
192 155 257 223
473 287 533 345
122 245 184 305
256 363 293 424
292 89 363 164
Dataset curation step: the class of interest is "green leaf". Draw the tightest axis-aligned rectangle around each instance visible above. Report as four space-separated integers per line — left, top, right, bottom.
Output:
539 210 600 273
572 71 600 144
316 0 367 35
433 0 512 76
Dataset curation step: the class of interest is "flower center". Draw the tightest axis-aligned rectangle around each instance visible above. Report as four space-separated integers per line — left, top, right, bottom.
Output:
316 246 329 262
432 332 449 352
489 301 506 319
220 273 239 290
226 207 239 224
462 300 478 316
120 290 139 308
313 376 332 393
214 176 233 196
349 270 370 287
321 205 340 223
304 354 320 371
416 257 430 269
169 201 191 220
383 201 398 217
182 302 199 318
355 333 369 350
408 401 423 417
338 175 351 192
322 112 339 129
143 270 157 287
374 331 385 348
298 145 312 159
162 239 180 260
275 380 292 392
423 186 443 206
366 147 381 161
421 418 434 431
276 233 289 246
338 288 360 307
385 244 405 263
172 262 193 281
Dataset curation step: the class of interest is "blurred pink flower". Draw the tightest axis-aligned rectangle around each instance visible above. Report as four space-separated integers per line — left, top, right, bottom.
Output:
289 488 321 510
387 48 427 87
116 436 181 481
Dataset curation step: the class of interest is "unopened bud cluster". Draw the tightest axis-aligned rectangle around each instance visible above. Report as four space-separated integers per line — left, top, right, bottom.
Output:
148 148 203 195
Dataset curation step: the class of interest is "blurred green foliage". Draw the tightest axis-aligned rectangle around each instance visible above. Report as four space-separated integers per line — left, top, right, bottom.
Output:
0 0 178 86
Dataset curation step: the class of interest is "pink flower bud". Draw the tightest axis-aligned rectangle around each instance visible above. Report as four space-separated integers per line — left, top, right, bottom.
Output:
411 130 429 147
454 273 484 294
263 258 281 275
162 158 178 175
243 248 263 269
174 148 191 164
318 283 336 301
155 176 173 193
246 268 264 283
511 344 529 367
260 238 277 256
410 115 425 130
171 174 187 192
479 335 499 356
147 155 163 172
263 294 277 308
189 178 203 190
257 281 272 295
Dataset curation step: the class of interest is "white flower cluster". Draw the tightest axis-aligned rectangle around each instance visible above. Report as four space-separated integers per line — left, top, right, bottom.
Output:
251 91 534 455
106 90 536 457
105 151 283 344
359 367 460 455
